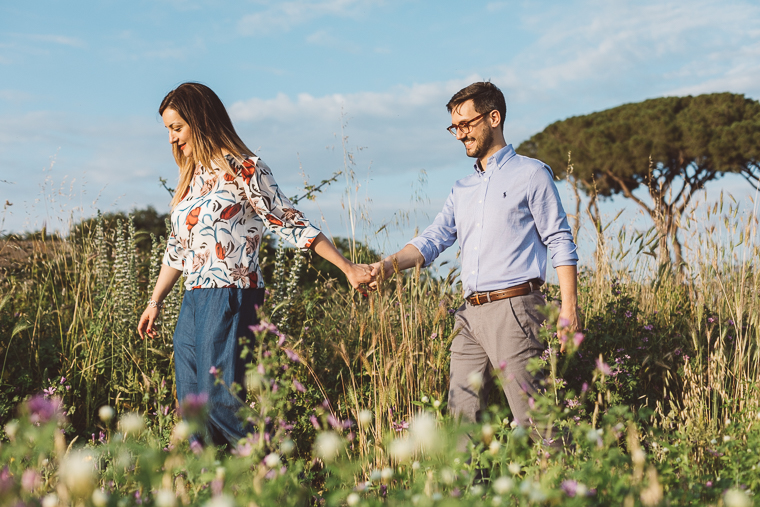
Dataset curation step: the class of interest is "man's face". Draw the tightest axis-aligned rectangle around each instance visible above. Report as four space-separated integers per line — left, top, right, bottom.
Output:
451 99 494 161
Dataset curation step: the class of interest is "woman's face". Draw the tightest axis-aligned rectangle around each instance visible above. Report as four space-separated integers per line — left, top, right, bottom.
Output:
162 108 193 158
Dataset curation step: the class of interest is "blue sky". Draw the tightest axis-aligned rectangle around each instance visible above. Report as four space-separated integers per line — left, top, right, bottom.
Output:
2 0 760 272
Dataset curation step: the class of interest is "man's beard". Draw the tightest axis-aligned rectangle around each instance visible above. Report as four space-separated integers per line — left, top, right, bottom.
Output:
464 127 494 160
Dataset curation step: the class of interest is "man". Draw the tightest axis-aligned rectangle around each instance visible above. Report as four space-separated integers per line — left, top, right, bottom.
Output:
369 81 579 445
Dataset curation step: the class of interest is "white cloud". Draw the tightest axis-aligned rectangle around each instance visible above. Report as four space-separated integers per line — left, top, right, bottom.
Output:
25 34 86 48
306 29 360 52
238 0 382 35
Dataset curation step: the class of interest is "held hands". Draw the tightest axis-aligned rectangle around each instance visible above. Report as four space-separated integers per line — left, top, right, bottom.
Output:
344 262 376 295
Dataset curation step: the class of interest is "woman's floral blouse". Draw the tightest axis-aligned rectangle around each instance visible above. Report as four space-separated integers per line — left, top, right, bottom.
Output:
163 154 320 291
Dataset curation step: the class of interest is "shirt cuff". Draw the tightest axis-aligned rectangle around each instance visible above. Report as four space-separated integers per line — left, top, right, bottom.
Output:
294 225 321 251
406 238 435 267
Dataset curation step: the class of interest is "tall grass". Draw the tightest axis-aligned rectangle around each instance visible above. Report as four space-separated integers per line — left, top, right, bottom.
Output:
2 164 760 500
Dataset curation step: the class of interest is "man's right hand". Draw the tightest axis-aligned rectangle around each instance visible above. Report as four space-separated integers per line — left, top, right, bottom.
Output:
368 261 388 291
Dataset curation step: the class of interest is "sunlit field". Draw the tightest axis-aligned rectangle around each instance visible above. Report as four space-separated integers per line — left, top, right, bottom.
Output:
2 171 760 506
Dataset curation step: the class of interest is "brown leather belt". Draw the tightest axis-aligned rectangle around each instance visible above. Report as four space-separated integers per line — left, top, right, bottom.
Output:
466 279 543 306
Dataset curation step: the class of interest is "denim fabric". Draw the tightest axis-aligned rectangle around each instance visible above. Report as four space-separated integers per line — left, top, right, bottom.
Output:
173 287 264 447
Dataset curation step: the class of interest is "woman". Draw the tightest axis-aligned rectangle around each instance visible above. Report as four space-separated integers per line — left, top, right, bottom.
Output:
137 82 372 448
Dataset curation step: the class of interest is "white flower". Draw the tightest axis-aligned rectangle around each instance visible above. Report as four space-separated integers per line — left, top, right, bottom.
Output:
204 495 235 507
264 453 281 468
61 450 97 498
411 461 420 471
4 420 19 439
369 469 382 481
119 413 145 436
381 467 394 481
41 494 58 507
481 423 494 443
576 483 588 497
92 490 109 507
440 467 455 485
723 435 731 442
314 431 344 462
508 462 521 475
586 428 602 443
470 485 483 496
492 495 502 506
389 437 414 462
493 476 513 494
98 406 114 423
489 440 501 455
467 371 483 391
173 421 191 441
410 412 438 452
433 400 441 409
358 410 373 426
509 419 518 429
632 449 646 466
724 489 752 507
281 439 295 455
346 492 360 506
421 395 429 403
155 489 176 507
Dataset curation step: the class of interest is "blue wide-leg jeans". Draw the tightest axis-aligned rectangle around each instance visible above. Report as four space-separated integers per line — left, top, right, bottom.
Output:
172 287 265 447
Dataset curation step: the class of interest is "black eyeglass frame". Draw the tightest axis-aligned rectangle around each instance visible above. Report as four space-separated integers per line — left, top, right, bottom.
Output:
446 111 493 136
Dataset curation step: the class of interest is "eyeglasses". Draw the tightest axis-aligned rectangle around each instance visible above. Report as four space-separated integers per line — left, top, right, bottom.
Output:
446 111 491 136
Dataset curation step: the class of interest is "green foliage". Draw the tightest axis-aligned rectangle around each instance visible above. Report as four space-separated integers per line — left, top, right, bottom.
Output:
517 93 760 198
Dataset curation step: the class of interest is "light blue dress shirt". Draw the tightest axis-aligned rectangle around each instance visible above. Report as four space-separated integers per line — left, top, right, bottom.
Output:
408 144 578 298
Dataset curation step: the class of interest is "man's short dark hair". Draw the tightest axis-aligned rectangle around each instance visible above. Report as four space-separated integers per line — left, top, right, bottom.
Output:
446 82 507 131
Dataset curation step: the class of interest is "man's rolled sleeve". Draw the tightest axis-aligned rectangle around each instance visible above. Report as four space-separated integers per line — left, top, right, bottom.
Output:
406 191 458 267
529 166 579 268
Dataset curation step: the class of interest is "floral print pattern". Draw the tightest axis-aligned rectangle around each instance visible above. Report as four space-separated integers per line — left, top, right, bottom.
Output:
163 154 320 291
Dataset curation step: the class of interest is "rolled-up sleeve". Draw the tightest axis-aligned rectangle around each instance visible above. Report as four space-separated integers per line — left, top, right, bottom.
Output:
407 190 458 266
528 166 578 267
238 158 321 250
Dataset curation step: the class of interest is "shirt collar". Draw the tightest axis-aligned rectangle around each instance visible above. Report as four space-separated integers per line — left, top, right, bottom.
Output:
473 144 516 174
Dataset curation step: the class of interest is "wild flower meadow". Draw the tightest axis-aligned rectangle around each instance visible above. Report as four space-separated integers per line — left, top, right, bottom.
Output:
1 179 760 505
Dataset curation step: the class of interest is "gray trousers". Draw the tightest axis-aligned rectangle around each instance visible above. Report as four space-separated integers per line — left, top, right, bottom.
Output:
449 290 557 445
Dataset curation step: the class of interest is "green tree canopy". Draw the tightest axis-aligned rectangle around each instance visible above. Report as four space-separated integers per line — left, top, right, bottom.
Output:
517 93 760 266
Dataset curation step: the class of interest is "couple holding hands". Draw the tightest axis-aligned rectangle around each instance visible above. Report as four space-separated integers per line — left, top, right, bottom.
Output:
137 81 579 449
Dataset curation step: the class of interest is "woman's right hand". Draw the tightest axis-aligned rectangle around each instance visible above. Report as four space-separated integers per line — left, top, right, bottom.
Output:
138 306 160 340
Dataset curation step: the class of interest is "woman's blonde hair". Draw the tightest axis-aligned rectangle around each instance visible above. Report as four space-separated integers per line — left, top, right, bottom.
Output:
159 82 255 208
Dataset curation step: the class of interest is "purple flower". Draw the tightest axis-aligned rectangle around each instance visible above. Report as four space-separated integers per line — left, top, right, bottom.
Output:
573 332 584 347
499 360 507 371
293 379 306 393
595 358 612 376
430 332 438 340
582 382 589 392
707 317 715 324
283 348 301 363
392 420 409 432
705 480 713 487
625 311 633 318
561 480 579 497
21 469 41 492
327 414 342 430
24 395 64 425
179 393 208 419
310 415 320 430
209 366 218 376
60 377 67 384
190 440 203 455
